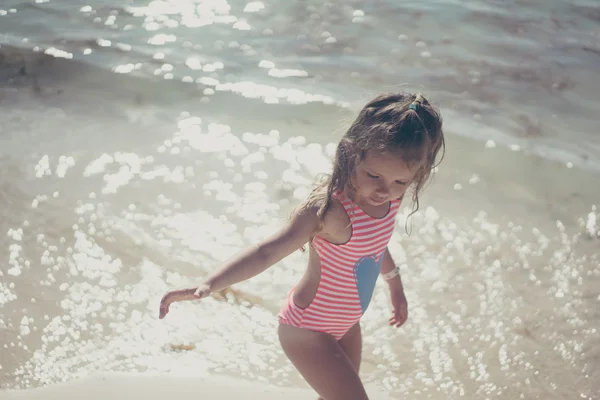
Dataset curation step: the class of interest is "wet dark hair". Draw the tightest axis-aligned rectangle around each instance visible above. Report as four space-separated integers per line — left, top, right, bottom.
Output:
299 92 445 237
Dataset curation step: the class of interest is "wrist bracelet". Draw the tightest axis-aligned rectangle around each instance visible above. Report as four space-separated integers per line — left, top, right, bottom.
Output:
382 266 400 281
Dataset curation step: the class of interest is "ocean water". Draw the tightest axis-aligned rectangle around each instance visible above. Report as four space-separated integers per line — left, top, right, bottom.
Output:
0 0 599 399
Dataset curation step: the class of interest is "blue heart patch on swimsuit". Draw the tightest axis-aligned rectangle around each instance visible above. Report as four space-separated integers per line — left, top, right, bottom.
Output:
353 254 384 313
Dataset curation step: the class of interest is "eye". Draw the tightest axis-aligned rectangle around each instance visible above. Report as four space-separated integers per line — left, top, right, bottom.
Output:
395 180 408 185
367 172 379 179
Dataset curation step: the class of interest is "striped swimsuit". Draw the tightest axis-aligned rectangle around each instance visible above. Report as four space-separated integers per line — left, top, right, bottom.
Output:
278 191 400 340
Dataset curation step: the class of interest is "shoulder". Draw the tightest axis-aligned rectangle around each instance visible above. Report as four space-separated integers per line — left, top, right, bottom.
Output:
292 197 349 234
287 204 321 235
318 197 352 242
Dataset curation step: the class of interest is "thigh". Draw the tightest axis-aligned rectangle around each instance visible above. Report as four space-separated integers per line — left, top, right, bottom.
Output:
338 322 362 373
278 324 369 400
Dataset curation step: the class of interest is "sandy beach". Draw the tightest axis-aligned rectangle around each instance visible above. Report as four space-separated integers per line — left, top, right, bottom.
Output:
0 372 390 400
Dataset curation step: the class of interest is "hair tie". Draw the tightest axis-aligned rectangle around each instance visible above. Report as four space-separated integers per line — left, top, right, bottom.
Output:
409 93 424 111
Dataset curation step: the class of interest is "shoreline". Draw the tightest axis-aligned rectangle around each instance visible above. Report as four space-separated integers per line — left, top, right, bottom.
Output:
2 42 599 174
0 372 390 400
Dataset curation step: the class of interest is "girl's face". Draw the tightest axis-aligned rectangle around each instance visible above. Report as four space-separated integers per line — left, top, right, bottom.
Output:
352 150 418 207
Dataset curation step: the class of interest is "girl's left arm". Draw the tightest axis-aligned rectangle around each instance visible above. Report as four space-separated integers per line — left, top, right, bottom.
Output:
381 247 408 327
381 247 404 291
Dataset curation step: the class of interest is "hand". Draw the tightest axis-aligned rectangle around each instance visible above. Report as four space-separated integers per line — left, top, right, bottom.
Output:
158 283 212 319
389 287 408 328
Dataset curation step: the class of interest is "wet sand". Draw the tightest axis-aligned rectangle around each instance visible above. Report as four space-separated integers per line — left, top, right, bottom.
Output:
0 372 389 400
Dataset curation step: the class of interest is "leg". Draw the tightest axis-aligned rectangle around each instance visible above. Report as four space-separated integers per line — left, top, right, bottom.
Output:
338 322 362 373
316 322 363 400
278 324 369 400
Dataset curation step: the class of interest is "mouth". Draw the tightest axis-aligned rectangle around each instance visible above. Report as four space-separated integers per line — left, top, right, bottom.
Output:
370 196 388 205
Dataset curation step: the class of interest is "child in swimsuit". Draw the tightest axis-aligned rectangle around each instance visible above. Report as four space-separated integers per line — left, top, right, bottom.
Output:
158 92 445 400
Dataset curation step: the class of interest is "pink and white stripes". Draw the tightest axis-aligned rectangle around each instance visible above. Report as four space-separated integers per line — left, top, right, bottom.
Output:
278 191 400 339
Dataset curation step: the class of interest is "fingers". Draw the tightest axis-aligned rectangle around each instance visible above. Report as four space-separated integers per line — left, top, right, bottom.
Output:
158 302 168 319
389 310 408 327
159 304 169 319
160 287 210 319
158 294 170 319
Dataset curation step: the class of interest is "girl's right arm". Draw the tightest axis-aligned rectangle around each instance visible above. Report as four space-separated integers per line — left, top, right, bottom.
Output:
159 205 321 318
204 205 321 291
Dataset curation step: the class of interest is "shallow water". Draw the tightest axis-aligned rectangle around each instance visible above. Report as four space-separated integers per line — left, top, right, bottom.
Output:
1 0 599 399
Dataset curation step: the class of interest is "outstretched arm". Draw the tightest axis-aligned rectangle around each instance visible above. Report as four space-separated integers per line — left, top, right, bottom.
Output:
205 207 320 291
159 206 320 318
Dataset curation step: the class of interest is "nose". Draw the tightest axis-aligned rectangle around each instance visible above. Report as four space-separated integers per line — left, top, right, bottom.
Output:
375 182 389 198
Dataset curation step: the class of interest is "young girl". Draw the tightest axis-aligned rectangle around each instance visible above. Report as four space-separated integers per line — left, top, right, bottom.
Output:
158 92 445 400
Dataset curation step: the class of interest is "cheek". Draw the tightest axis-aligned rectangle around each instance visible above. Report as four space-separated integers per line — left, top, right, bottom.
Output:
391 185 409 199
355 175 376 194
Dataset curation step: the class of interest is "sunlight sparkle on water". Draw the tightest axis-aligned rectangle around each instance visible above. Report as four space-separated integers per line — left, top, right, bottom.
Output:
43 48 73 59
4 93 597 396
128 0 232 29
244 2 264 13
